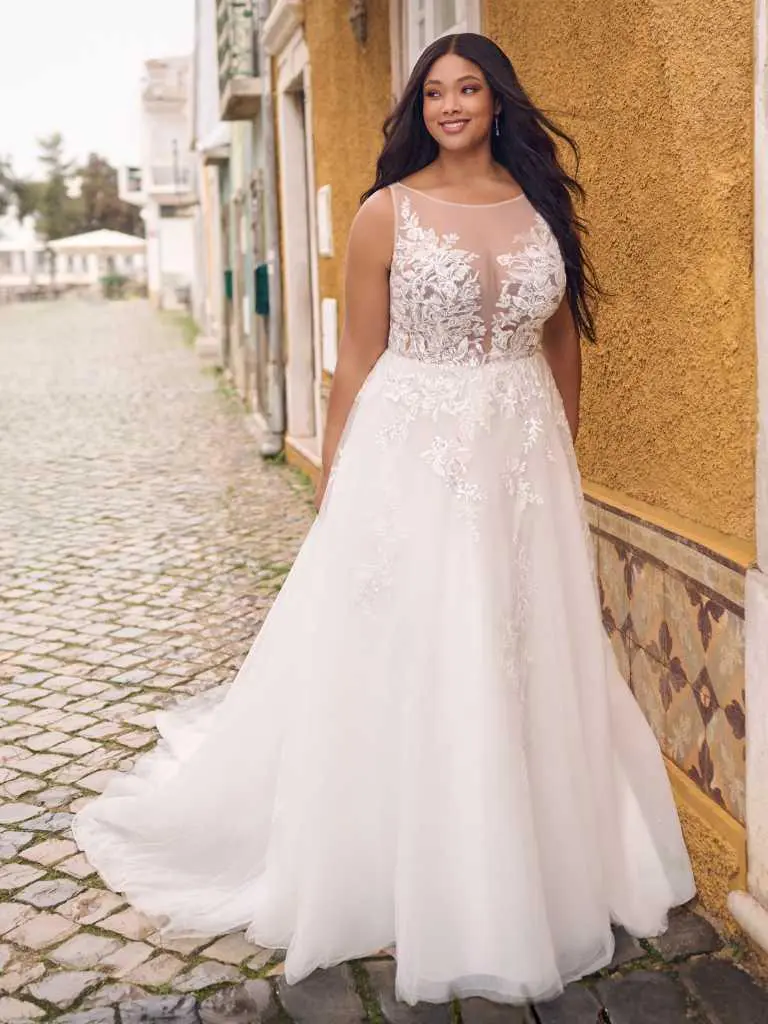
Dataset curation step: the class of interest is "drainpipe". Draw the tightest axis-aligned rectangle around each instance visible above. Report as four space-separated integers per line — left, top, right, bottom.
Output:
255 0 286 457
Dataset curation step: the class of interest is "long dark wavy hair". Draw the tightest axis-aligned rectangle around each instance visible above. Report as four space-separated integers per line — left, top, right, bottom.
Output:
362 33 601 343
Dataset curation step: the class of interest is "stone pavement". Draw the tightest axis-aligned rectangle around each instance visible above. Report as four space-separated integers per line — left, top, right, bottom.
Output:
0 299 766 1023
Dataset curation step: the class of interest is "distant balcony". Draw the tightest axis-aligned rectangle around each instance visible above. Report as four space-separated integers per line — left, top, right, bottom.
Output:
217 0 262 120
149 165 192 191
142 58 189 108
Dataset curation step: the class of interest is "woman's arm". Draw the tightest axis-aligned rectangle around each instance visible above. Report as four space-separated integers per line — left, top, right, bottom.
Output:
542 295 582 442
315 189 394 509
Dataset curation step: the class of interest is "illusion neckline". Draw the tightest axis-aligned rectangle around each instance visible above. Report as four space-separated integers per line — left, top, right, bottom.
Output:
396 182 526 207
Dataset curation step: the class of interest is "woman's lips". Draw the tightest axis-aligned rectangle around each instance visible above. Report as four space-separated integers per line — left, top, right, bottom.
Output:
439 119 470 134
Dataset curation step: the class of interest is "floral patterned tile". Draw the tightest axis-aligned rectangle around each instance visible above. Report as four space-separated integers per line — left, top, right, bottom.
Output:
588 529 600 581
593 503 746 821
703 606 745 711
627 553 666 656
597 536 630 637
607 625 630 684
664 573 709 686
584 501 600 532
706 706 746 824
629 645 666 745
686 736 732 818
662 675 704 776
596 503 748 607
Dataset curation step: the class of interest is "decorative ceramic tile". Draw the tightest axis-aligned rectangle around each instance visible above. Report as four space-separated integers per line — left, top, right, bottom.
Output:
687 737 729 814
629 646 666 744
607 625 630 684
591 531 600 575
627 554 666 656
586 497 746 821
594 502 747 606
664 574 709 686
585 502 600 531
597 536 630 637
702 606 745 709
662 677 704 776
706 707 746 823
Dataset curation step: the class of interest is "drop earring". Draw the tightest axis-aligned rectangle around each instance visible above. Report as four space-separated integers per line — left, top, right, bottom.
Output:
494 115 500 137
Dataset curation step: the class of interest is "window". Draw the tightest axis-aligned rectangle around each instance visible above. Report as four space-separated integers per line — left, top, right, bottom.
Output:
66 256 74 273
395 0 481 89
0 252 11 274
126 166 142 193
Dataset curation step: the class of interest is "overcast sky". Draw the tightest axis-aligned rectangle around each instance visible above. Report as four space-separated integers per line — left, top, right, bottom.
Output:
0 0 195 178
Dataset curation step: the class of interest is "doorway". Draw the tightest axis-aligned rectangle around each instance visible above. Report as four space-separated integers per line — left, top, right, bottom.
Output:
276 62 320 460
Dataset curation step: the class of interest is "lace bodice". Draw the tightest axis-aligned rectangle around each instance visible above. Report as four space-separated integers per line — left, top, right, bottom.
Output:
387 183 566 367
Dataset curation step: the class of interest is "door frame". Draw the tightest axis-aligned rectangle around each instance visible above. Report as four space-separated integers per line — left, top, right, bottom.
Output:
272 25 322 453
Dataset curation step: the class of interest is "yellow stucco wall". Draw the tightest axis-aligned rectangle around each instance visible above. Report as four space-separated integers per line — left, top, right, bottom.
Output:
486 0 755 541
305 0 393 309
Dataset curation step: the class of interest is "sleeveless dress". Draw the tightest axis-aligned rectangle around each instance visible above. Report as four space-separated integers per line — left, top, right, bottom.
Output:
73 182 696 1007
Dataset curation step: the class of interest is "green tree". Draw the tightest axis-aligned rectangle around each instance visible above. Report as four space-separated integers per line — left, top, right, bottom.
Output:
36 132 78 242
0 156 14 217
1 139 145 244
13 178 45 222
0 155 45 224
76 153 144 237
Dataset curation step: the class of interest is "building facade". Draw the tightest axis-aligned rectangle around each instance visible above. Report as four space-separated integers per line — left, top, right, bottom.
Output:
119 57 197 311
191 0 285 454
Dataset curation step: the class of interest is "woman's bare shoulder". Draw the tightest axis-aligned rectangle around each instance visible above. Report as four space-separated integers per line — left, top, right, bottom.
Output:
356 187 395 226
349 188 395 264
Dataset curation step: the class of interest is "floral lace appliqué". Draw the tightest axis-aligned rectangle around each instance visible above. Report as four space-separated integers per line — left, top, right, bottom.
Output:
492 214 567 359
378 357 556 536
388 195 487 367
388 190 567 367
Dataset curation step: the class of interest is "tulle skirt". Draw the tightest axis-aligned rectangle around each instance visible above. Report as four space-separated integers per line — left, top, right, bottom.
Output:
73 348 695 1005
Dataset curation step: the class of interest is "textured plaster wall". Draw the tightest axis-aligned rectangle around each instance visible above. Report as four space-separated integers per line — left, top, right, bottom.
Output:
487 0 755 541
305 0 393 308
668 764 747 931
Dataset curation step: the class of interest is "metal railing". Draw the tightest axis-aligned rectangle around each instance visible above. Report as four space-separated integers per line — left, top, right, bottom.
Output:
149 165 192 190
217 0 258 95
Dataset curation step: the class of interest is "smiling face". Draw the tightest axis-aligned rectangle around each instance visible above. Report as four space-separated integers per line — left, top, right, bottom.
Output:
422 52 498 153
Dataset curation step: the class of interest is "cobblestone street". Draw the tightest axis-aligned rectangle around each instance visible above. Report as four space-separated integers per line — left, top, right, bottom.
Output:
1 299 767 1024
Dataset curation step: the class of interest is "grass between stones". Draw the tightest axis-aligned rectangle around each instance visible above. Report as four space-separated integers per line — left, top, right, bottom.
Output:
349 960 384 1024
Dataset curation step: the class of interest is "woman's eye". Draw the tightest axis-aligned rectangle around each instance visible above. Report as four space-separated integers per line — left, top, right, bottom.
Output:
425 90 440 99
462 86 479 94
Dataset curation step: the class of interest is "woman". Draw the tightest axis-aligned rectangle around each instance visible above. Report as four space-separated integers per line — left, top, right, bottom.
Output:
74 33 695 1008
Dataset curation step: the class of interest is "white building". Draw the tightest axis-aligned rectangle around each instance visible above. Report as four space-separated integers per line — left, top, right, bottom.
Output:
190 0 285 455
0 212 146 299
119 56 197 310
191 0 229 359
0 208 40 298
50 230 147 288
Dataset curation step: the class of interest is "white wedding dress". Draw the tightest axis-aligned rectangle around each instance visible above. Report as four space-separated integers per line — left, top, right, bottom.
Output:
73 183 695 1006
